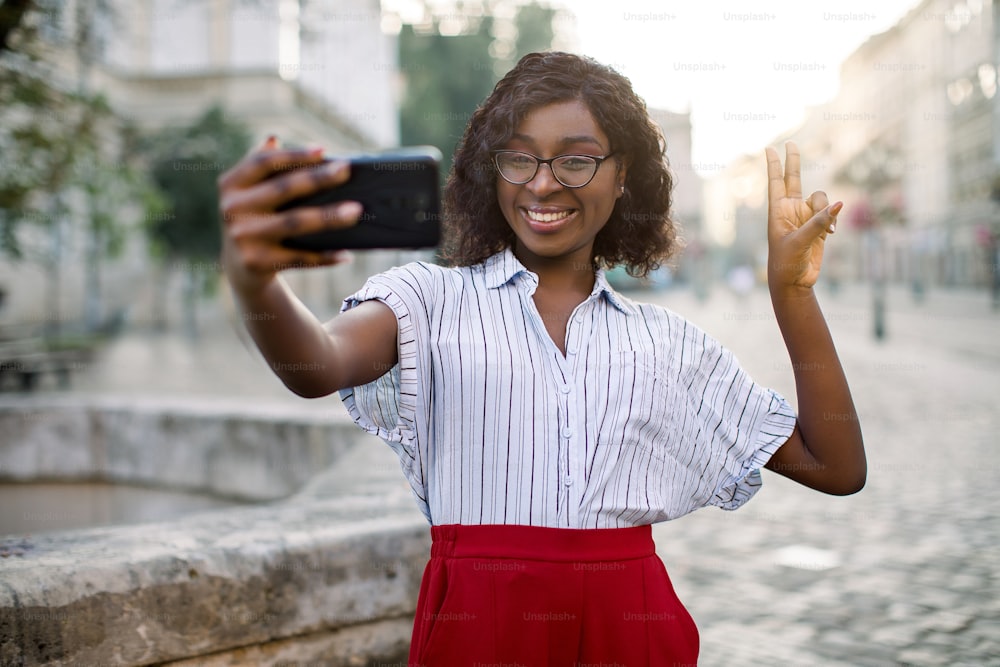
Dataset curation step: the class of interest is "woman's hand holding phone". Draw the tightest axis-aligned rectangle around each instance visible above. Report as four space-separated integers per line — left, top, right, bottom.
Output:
217 136 361 296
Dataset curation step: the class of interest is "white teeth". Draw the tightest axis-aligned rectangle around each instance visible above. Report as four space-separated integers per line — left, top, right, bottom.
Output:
525 209 573 223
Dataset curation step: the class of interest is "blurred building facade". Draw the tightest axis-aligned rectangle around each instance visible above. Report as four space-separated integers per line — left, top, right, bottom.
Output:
92 0 397 151
649 108 703 282
1 0 400 332
825 0 996 289
711 0 998 290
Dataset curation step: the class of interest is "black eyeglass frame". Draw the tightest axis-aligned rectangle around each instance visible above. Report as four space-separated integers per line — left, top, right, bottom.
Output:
490 150 618 189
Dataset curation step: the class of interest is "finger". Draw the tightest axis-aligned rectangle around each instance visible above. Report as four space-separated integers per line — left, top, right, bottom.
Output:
765 146 786 210
219 141 273 192
246 246 355 275
251 135 278 153
232 200 363 244
784 141 802 200
237 159 352 212
827 201 843 233
795 202 842 244
270 248 355 272
807 190 829 214
219 145 327 192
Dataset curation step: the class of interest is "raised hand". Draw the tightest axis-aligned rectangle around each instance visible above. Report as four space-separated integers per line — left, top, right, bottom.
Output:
217 136 361 295
764 141 843 291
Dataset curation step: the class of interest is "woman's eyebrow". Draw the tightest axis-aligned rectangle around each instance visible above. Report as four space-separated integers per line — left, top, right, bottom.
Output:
558 134 604 149
509 133 606 151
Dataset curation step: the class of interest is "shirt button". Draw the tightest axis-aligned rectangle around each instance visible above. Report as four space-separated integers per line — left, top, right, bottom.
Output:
563 476 573 487
561 426 573 439
560 384 571 394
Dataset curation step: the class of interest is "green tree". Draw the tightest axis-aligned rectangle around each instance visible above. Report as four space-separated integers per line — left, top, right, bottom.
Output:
513 2 557 62
0 0 159 336
144 106 251 338
399 16 498 179
398 1 559 178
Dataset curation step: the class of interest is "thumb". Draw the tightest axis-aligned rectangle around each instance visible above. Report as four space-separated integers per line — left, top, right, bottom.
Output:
796 201 843 244
260 134 279 150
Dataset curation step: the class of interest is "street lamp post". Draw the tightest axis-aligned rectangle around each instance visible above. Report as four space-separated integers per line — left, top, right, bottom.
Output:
845 145 904 341
990 175 1000 309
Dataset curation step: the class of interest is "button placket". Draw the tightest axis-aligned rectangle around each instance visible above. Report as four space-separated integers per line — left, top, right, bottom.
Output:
562 300 596 528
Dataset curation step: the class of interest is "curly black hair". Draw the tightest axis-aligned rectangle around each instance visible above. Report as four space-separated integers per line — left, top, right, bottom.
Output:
441 51 680 277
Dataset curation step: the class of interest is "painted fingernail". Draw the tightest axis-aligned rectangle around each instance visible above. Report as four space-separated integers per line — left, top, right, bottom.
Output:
829 201 844 215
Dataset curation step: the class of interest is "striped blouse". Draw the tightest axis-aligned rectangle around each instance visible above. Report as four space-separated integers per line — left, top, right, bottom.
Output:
339 248 797 529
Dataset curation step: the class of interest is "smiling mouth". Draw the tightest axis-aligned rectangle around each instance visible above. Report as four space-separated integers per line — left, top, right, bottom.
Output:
521 208 577 224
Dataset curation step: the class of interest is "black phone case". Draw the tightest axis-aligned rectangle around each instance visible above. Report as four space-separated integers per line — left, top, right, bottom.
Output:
277 147 442 251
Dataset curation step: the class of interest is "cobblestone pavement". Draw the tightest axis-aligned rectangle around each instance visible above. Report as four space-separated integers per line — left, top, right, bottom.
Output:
648 283 1000 667
48 282 1000 666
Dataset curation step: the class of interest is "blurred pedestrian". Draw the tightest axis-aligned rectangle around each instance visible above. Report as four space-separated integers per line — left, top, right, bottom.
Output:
218 51 866 666
726 263 756 298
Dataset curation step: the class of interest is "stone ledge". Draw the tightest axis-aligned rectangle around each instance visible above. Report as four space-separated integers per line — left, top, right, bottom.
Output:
161 617 414 667
0 497 429 666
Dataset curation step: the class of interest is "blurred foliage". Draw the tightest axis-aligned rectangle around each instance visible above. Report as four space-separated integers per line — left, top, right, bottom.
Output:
0 0 167 338
143 106 252 269
0 1 37 54
0 0 160 262
398 1 559 178
138 106 250 337
513 2 557 61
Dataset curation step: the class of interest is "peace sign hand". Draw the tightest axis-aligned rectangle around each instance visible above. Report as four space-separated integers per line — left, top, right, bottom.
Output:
765 141 843 292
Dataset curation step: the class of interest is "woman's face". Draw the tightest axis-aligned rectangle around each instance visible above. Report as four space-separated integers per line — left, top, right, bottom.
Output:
495 99 625 269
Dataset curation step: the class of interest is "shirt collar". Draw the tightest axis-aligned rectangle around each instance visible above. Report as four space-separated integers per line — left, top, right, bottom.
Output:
480 248 636 316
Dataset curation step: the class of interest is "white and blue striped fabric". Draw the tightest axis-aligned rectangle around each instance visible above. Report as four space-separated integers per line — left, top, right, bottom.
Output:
339 248 797 529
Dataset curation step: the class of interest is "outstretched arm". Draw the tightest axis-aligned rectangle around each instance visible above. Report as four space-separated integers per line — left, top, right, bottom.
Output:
218 136 398 398
762 142 866 495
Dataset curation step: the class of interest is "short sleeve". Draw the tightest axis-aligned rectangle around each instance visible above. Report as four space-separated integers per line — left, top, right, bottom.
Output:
337 263 434 519
678 324 798 512
708 384 797 511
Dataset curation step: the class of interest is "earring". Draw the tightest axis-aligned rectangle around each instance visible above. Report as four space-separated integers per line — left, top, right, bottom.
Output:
619 185 625 194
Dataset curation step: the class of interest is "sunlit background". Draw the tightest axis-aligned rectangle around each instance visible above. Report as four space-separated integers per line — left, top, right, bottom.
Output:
2 0 997 343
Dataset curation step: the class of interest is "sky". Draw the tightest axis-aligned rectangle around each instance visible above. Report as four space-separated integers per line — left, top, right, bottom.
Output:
562 0 926 172
382 0 927 172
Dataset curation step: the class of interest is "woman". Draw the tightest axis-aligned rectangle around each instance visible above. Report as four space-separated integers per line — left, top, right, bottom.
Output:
218 52 865 666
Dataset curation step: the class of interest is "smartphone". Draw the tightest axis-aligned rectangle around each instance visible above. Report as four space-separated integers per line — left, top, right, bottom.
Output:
277 146 442 251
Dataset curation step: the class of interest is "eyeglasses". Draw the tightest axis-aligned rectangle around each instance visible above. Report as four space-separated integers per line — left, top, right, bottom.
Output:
491 150 616 188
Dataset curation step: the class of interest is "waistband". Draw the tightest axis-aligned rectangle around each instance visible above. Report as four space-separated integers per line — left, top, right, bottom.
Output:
430 523 655 562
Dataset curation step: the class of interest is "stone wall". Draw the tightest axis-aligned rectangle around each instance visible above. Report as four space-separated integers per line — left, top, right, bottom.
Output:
0 397 429 666
0 396 357 502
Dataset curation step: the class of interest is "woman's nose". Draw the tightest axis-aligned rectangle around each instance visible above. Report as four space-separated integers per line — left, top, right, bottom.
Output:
525 162 564 197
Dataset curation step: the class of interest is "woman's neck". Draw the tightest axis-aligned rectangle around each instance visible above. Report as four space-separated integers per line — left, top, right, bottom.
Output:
512 242 596 295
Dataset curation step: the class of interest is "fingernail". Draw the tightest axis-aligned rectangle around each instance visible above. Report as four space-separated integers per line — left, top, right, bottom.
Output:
337 201 363 217
829 201 844 215
327 250 354 263
828 223 836 233
326 160 348 174
307 145 325 157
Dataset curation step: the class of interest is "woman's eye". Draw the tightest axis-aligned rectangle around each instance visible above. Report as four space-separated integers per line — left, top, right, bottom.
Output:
560 157 592 171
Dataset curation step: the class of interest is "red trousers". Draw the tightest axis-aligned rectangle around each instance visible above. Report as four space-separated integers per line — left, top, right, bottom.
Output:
409 524 699 666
